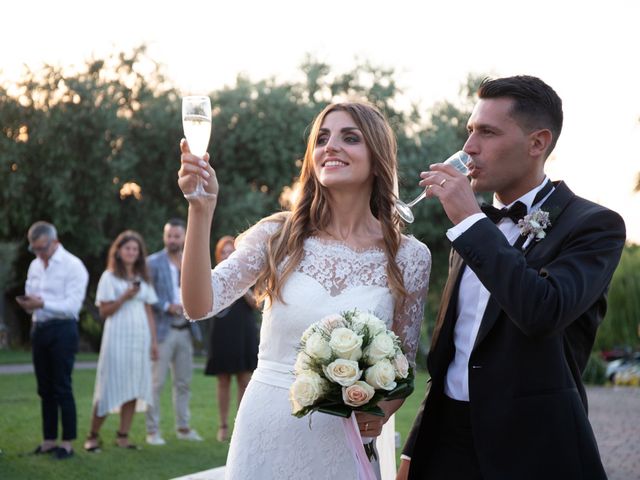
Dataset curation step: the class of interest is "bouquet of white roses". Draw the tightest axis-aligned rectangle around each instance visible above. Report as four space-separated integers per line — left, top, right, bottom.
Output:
289 309 414 419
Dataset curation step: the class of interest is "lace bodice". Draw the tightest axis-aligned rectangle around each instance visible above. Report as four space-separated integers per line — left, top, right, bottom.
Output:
208 220 431 366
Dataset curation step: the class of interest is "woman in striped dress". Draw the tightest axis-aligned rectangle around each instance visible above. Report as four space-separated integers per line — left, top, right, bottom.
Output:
84 230 158 451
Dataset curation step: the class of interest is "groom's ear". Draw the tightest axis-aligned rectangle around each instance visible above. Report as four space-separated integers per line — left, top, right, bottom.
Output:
528 129 553 158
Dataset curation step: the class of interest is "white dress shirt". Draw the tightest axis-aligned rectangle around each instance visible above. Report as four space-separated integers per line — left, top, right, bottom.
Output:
443 178 553 401
25 244 89 322
168 260 187 327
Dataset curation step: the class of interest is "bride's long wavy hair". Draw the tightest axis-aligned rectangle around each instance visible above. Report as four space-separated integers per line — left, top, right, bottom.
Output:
252 102 407 305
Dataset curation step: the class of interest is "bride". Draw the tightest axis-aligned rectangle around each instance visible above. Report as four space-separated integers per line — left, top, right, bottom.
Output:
179 101 431 479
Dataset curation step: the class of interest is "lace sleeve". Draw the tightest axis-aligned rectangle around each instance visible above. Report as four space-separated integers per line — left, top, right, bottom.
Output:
203 220 280 318
393 237 431 367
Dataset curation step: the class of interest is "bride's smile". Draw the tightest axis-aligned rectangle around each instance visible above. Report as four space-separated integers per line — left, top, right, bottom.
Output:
313 110 373 190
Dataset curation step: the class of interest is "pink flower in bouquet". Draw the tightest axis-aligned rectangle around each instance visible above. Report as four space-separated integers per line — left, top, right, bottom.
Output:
290 309 414 419
392 352 410 379
342 381 375 407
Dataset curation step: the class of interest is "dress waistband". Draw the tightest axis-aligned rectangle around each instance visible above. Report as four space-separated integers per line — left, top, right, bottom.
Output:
252 359 295 390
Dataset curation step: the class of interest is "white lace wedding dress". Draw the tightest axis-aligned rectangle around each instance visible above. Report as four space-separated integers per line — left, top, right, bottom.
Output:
200 220 431 480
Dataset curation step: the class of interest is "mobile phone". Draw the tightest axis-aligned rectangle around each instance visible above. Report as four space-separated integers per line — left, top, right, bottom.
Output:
16 295 30 301
132 280 141 287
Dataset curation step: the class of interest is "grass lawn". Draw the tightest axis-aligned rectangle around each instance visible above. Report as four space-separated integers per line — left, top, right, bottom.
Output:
0 358 429 480
0 349 99 365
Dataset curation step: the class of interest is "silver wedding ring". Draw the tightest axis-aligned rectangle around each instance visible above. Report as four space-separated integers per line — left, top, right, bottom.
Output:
439 178 447 187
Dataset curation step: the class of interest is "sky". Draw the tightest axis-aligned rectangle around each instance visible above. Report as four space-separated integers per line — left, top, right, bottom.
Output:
2 0 639 243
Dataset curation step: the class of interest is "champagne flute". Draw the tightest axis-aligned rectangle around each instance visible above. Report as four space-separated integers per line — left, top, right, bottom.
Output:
395 150 472 223
182 95 214 199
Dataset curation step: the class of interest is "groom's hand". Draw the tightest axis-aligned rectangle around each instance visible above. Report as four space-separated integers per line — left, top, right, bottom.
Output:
420 163 480 225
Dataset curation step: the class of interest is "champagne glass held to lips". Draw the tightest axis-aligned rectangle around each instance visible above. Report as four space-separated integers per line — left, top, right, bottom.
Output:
395 150 472 224
182 95 214 199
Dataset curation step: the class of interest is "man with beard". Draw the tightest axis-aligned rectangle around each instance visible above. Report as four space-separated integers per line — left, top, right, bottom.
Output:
145 218 203 445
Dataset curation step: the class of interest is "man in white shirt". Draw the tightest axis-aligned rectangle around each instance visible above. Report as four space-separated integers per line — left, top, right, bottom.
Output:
145 218 203 445
398 76 625 480
16 221 89 460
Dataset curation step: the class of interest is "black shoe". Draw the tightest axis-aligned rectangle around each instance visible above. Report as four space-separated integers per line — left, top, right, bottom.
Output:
115 431 140 450
32 445 58 455
55 447 74 460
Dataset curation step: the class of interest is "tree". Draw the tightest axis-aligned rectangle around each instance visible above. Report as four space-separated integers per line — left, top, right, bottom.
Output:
0 47 477 349
595 245 640 351
0 46 183 344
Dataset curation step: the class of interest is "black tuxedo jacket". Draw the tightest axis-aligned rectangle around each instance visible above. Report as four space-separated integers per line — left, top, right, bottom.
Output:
404 182 626 480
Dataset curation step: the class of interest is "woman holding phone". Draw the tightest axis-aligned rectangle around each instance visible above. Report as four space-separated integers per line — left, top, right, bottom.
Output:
83 230 158 451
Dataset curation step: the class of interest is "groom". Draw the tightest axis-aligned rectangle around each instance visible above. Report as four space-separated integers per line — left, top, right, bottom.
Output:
398 75 625 480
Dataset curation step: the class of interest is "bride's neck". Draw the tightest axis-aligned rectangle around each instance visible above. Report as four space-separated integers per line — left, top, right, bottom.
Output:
322 192 379 242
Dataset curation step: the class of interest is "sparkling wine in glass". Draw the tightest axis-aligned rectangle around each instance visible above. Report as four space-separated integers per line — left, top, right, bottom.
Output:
182 95 213 199
395 150 472 224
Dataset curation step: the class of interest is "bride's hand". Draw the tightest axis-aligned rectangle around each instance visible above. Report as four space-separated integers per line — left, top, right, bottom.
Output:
178 139 219 198
355 411 384 437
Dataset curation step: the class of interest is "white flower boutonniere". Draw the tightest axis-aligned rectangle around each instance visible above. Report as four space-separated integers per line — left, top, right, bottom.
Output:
517 209 551 241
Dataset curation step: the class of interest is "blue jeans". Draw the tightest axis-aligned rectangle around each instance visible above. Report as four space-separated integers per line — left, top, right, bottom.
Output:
31 319 79 441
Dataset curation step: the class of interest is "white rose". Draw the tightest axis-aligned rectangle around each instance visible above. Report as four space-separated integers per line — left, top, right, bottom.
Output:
358 314 387 338
364 332 397 364
319 314 346 332
294 352 313 374
305 332 332 361
289 371 326 413
329 327 363 361
364 359 397 391
301 324 318 343
392 352 410 379
342 381 375 407
322 359 361 387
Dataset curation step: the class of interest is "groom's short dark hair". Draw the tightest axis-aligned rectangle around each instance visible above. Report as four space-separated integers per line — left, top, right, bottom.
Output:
478 75 563 157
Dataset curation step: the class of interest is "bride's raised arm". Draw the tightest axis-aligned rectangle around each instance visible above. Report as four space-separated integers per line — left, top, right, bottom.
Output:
179 138 279 321
178 138 218 319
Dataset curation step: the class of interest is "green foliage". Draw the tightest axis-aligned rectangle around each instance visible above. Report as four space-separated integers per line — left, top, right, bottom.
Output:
0 241 20 292
0 366 431 478
1 46 482 351
1 46 183 276
595 245 640 350
0 369 229 479
582 352 607 385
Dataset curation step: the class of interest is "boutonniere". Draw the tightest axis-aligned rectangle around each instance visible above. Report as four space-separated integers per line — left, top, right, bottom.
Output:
517 209 551 242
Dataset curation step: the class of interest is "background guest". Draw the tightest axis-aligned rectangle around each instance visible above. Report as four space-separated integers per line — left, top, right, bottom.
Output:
84 230 158 451
146 218 203 445
205 236 259 442
17 221 89 460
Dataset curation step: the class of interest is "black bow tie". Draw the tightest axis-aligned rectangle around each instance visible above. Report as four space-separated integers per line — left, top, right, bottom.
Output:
480 179 554 225
481 201 527 224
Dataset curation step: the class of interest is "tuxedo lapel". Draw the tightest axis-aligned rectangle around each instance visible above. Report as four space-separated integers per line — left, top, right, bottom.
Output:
431 250 465 349
472 181 576 350
521 181 574 257
473 295 501 351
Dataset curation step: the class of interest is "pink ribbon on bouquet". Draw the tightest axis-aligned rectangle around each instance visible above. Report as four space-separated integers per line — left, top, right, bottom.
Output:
342 414 377 480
